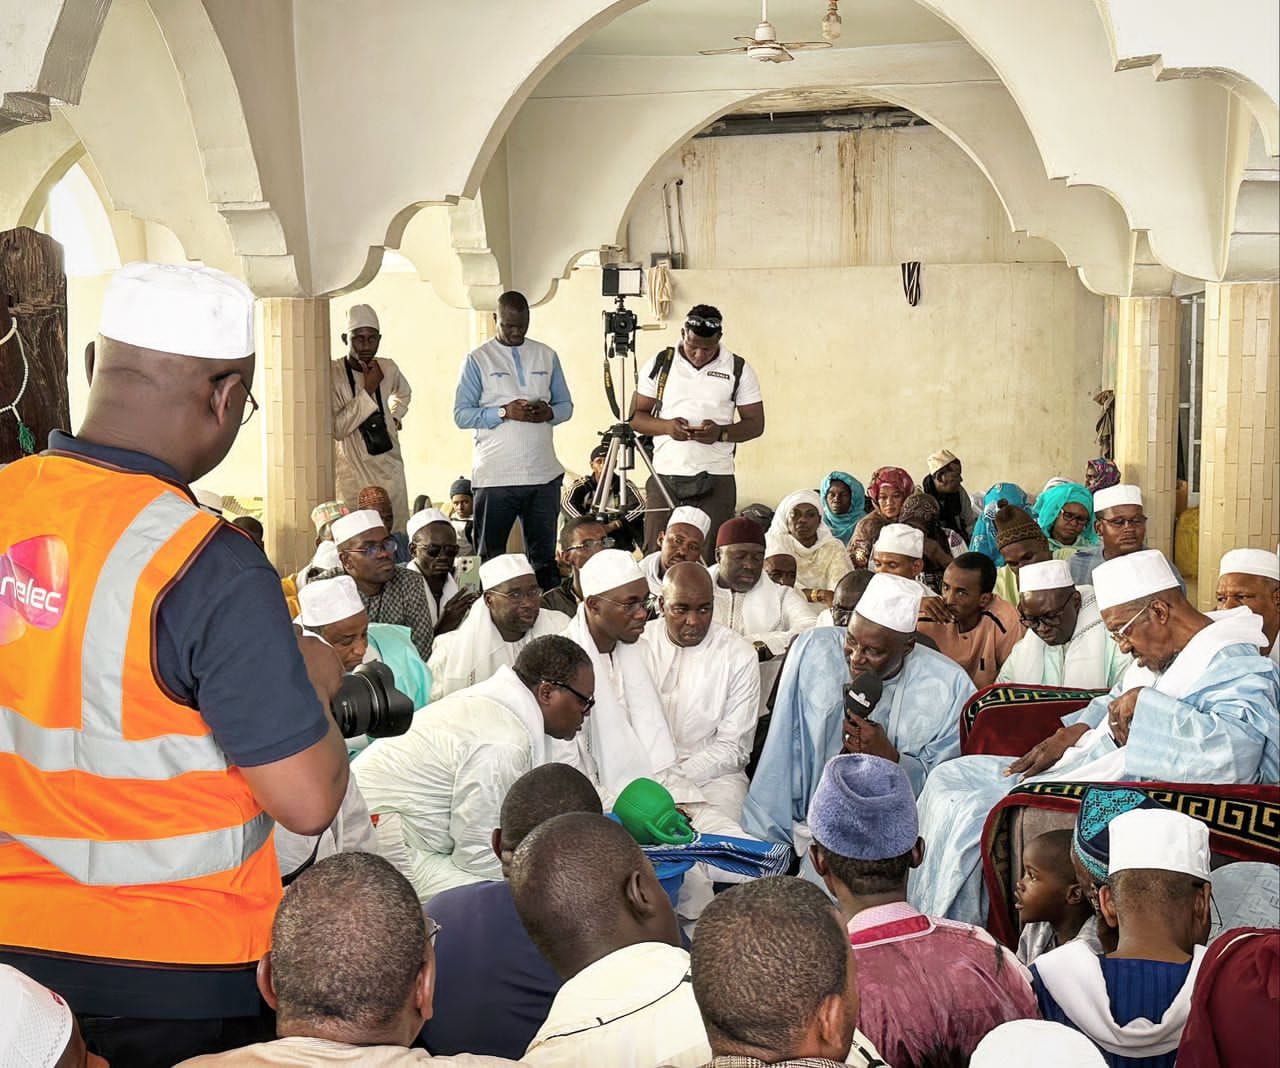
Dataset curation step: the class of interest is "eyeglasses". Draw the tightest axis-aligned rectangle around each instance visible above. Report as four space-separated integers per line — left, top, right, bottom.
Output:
341 537 397 559
547 679 595 712
1108 603 1150 642
212 372 259 426
568 537 614 552
1056 511 1090 527
1099 515 1148 530
488 586 542 603
1019 590 1076 630
424 917 443 946
419 544 459 558
684 315 722 335
595 593 655 615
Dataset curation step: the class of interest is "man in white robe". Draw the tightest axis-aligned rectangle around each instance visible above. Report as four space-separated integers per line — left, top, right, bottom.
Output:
557 550 687 807
427 553 568 700
910 549 1280 924
330 304 411 526
1216 547 1280 667
742 573 975 880
352 635 595 900
405 507 476 633
640 506 711 596
641 563 760 830
997 559 1132 688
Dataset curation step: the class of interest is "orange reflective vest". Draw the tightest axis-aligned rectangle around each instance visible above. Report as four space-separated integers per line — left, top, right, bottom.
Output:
0 452 280 966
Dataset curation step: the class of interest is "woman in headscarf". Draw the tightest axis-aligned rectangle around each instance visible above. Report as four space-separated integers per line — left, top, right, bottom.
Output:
1084 457 1121 494
969 482 1029 566
820 470 868 545
899 491 963 593
1034 481 1097 553
868 465 914 521
921 449 976 541
767 489 853 602
848 511 889 571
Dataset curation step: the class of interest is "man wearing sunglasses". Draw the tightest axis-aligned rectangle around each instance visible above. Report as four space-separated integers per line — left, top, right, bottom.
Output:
1069 485 1186 593
353 636 595 901
995 559 1132 690
427 553 569 700
405 507 478 634
910 548 1278 926
318 508 435 659
631 304 765 560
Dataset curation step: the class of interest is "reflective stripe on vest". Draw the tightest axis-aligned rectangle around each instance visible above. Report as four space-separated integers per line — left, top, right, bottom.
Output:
0 491 262 886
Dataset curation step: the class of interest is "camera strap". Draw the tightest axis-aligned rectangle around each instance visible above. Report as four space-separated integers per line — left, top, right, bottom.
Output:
647 347 745 418
602 343 645 420
345 360 385 416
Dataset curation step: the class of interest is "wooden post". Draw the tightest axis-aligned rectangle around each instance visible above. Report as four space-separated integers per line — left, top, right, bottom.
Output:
0 227 69 462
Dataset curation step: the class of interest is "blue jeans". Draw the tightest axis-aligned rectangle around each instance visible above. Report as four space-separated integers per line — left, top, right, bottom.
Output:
473 476 563 590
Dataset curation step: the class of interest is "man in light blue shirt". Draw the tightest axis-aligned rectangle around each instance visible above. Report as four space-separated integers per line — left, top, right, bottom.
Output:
454 291 573 590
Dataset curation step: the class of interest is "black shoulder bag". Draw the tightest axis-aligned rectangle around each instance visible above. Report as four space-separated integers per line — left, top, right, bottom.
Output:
344 361 394 457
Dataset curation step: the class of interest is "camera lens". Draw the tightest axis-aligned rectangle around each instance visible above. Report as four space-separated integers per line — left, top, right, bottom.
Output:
331 662 414 739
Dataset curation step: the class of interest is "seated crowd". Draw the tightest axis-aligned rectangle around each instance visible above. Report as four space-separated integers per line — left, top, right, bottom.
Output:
4 274 1278 1068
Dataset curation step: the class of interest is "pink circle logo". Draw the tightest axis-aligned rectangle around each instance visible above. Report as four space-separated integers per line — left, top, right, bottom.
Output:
0 535 69 645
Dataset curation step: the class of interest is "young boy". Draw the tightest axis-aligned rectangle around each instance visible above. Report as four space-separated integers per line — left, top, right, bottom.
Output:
1015 829 1096 964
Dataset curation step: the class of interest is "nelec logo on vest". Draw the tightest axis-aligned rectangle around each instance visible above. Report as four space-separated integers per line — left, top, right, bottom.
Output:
0 535 69 644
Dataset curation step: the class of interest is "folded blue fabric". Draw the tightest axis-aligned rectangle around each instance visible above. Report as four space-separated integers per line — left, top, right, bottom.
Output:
642 833 792 879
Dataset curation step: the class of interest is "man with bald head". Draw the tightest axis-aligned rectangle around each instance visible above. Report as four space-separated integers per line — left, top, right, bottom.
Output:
0 263 349 1064
641 505 711 596
642 563 761 831
511 812 708 1067
1217 548 1280 665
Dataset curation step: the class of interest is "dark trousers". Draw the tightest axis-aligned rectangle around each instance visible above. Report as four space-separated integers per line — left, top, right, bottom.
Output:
473 476 563 590
643 473 737 563
81 1010 276 1068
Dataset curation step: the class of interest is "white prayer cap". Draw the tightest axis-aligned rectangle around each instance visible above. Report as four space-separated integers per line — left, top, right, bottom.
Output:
406 508 450 542
580 548 646 598
971 1021 1105 1068
1220 548 1280 582
347 304 380 332
0 964 74 1067
299 576 365 628
99 262 254 360
667 506 711 537
1093 548 1180 611
1018 559 1075 594
480 553 535 590
926 449 958 475
873 522 924 559
311 540 341 572
331 509 384 546
193 487 224 515
854 573 924 634
1108 807 1210 881
1093 484 1143 513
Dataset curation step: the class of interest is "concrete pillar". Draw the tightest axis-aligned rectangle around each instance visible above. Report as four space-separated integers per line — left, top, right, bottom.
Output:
1197 283 1280 609
257 297 333 574
1112 296 1179 556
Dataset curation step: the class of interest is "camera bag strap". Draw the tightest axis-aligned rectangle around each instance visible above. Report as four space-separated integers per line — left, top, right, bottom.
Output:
650 348 745 417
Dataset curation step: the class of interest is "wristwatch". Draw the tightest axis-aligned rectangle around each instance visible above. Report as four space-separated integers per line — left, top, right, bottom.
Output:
498 405 509 420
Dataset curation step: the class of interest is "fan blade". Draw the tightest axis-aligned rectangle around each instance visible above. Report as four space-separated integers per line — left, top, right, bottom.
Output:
698 46 750 55
780 41 833 50
774 48 795 61
733 35 759 44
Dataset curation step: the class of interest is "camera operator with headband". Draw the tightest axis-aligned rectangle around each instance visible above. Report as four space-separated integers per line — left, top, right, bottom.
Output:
630 305 765 560
331 304 412 529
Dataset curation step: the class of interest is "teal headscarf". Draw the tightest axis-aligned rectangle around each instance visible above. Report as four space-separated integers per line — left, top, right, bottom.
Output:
969 482 1027 566
1035 481 1098 550
820 471 868 545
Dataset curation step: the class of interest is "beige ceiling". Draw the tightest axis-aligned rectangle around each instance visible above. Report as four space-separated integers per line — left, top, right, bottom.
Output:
577 0 961 56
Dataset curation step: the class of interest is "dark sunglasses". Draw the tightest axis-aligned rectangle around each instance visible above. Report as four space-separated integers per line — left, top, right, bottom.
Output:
548 679 595 712
420 544 459 558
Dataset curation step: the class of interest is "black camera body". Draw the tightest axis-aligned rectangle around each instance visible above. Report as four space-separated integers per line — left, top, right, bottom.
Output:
332 661 414 739
603 305 638 358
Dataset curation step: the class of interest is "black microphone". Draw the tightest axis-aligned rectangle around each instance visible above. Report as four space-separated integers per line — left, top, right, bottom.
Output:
844 671 883 717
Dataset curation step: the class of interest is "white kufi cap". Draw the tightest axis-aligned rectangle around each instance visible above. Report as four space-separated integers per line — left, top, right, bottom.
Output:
874 522 924 559
480 553 535 590
1108 808 1210 881
310 540 341 573
1093 548 1180 611
0 964 74 1067
100 262 254 360
1018 559 1075 594
406 508 451 542
667 506 711 537
331 509 384 546
971 1021 1105 1068
347 304 379 332
193 487 224 516
1094 484 1143 513
855 573 924 634
580 548 646 598
1220 548 1280 583
299 576 366 628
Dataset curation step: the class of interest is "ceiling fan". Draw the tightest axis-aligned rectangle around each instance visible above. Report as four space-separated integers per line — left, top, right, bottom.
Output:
699 0 833 63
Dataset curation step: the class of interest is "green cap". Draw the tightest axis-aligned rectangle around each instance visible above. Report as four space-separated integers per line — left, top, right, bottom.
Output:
613 777 695 846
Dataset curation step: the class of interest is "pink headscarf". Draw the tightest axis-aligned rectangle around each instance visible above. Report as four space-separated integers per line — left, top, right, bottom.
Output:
869 467 915 514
